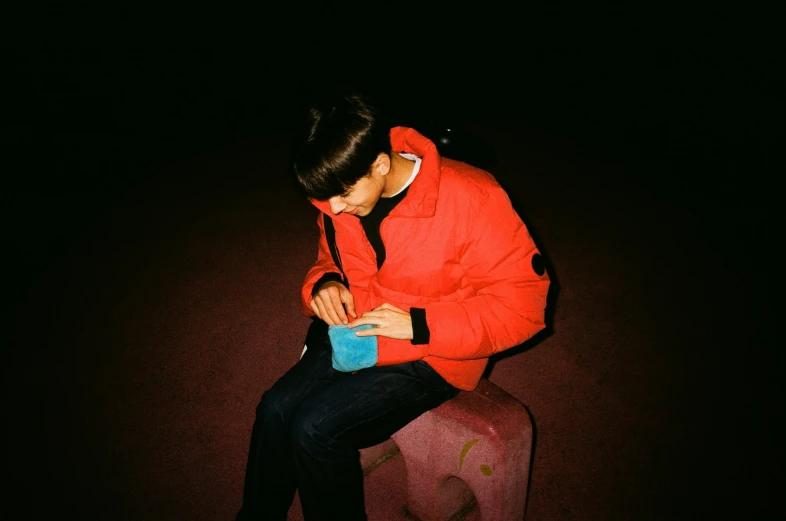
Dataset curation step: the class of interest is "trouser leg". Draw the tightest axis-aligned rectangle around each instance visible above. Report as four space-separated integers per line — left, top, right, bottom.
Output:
291 360 459 521
236 331 343 521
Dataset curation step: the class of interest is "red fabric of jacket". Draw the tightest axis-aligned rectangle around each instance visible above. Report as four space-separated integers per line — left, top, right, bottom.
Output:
301 127 550 391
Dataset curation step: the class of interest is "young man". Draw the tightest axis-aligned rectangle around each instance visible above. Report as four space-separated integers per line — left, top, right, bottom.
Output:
236 90 550 521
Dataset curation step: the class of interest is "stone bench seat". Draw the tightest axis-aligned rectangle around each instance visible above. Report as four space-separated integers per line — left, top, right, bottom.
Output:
360 379 534 521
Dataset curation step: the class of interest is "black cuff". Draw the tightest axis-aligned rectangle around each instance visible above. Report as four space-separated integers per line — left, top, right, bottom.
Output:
311 272 345 296
410 307 431 345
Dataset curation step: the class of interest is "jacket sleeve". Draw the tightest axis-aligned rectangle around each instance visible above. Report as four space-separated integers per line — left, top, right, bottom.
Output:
300 212 343 316
423 186 550 360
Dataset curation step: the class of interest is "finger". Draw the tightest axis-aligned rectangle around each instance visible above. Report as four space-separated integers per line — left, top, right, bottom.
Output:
310 299 322 320
313 297 328 324
346 317 364 329
347 316 378 329
362 309 390 318
314 297 337 326
354 326 382 337
324 299 344 326
316 288 343 325
374 303 404 312
362 308 399 321
328 291 349 324
342 291 357 319
318 286 346 324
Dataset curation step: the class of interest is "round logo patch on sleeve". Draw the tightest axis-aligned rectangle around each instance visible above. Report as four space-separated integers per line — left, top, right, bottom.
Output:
531 253 546 276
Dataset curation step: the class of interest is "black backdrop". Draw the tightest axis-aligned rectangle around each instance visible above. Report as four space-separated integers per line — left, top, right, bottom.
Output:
4 3 782 296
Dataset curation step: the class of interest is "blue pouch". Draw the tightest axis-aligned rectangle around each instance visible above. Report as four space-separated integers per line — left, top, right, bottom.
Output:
328 324 378 372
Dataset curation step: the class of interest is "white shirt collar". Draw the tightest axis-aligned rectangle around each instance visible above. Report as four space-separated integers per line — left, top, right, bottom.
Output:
389 153 422 197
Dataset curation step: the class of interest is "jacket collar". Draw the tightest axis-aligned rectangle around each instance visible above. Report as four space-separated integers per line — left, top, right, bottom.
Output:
311 127 441 219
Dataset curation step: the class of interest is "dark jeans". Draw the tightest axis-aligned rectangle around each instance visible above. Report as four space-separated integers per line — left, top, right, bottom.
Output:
235 321 459 521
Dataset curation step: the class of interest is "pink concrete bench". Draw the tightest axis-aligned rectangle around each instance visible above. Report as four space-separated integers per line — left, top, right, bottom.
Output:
360 379 534 521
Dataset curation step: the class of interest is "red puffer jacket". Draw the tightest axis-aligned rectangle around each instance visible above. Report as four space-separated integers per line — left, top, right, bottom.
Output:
301 127 550 391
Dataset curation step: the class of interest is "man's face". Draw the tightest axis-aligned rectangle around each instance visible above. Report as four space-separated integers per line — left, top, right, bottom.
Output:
326 154 389 217
327 173 385 217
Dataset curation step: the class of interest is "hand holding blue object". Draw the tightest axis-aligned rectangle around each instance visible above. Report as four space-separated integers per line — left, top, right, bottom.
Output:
328 324 378 372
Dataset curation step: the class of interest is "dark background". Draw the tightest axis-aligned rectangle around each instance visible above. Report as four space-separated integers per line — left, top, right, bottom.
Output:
5 3 781 298
3 4 782 519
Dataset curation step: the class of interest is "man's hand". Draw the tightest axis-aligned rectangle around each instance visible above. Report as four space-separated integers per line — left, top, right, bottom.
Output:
348 303 413 340
310 281 357 325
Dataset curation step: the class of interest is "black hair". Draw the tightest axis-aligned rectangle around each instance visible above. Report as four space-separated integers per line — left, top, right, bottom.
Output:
291 87 392 201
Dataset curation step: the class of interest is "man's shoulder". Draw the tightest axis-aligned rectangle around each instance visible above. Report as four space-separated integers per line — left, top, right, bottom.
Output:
439 158 503 198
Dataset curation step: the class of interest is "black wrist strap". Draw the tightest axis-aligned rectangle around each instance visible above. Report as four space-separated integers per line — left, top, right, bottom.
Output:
410 307 430 345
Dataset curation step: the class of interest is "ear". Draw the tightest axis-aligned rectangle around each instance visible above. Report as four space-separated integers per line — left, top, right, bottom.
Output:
373 153 391 176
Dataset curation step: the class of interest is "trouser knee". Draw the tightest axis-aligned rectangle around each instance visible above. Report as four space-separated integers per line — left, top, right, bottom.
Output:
254 388 289 427
289 407 336 458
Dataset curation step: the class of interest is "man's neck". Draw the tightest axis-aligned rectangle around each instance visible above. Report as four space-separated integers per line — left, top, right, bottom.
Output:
381 153 416 198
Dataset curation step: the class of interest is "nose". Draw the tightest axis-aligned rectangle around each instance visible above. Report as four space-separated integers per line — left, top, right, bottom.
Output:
328 196 347 215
